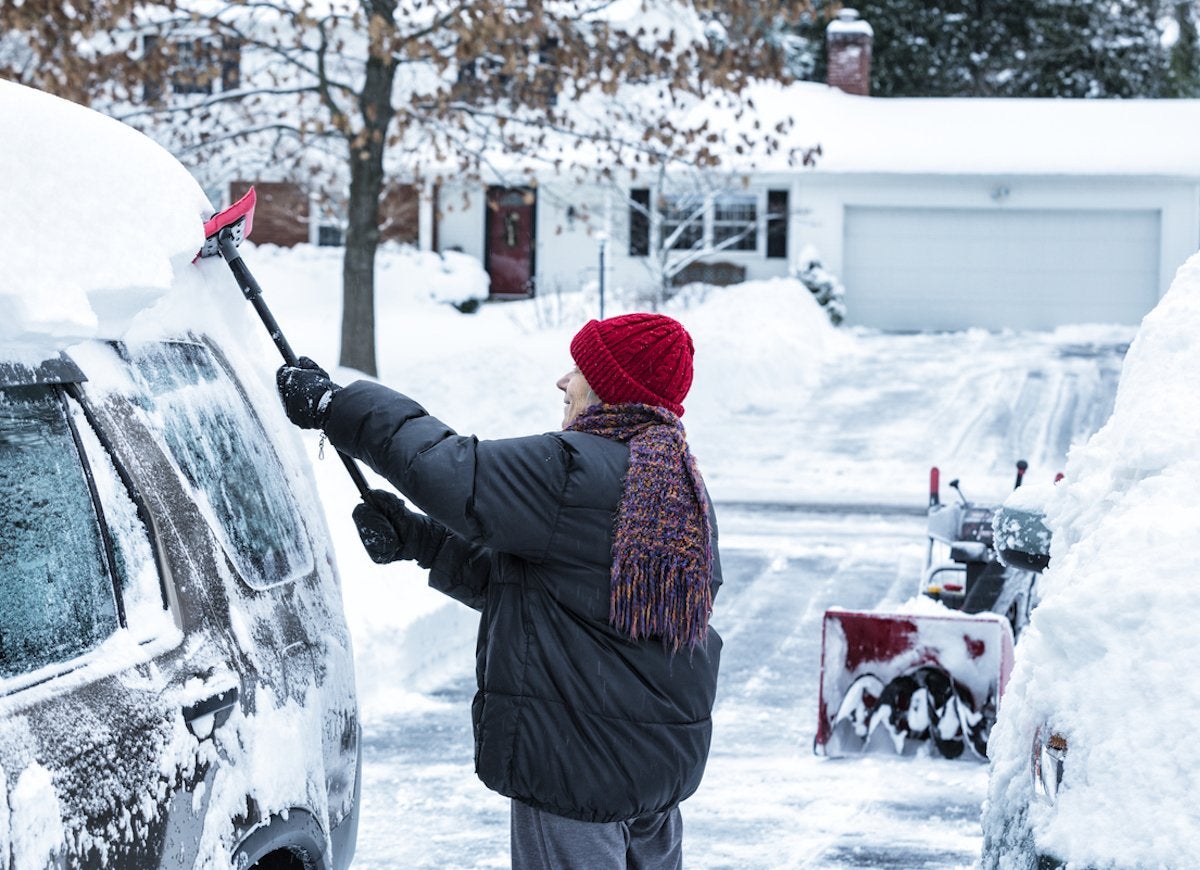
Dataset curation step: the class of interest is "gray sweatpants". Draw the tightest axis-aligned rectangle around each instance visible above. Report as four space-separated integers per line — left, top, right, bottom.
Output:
510 800 683 870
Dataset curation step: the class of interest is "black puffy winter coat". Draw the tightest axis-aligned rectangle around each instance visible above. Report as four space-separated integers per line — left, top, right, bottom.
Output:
325 381 722 823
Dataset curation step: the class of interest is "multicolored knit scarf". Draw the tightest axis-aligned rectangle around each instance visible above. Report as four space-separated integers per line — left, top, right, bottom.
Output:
567 403 713 653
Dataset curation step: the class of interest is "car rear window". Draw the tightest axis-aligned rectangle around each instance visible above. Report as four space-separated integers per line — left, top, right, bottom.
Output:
0 385 119 678
121 341 314 588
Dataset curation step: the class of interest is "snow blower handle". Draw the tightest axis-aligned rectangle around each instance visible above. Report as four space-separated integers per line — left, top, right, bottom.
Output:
214 229 371 500
1014 459 1028 490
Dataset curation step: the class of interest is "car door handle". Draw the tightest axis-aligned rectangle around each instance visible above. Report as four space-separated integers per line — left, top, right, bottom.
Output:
182 686 239 739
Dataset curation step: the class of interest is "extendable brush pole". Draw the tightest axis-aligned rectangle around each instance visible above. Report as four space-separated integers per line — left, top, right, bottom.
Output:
216 228 371 500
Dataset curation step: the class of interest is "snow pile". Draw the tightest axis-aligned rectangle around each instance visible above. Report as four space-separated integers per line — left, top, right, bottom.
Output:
244 241 490 310
0 81 210 353
983 252 1200 865
671 277 850 422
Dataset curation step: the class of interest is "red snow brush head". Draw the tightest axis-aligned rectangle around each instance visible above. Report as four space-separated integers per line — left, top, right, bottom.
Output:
569 312 694 417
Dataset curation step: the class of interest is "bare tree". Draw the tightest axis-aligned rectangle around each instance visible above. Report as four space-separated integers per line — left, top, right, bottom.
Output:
2 0 810 375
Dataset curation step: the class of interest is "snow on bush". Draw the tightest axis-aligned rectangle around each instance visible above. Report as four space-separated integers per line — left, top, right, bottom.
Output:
792 244 847 325
983 251 1200 866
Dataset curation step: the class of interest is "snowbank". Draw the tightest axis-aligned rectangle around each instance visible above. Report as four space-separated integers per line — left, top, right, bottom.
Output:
984 252 1200 865
0 81 210 355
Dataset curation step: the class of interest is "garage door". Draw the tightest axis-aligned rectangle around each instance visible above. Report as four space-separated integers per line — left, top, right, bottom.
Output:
842 207 1161 331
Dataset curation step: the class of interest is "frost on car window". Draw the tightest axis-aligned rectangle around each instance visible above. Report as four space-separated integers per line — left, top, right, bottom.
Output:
0 386 119 679
67 398 168 636
123 341 314 588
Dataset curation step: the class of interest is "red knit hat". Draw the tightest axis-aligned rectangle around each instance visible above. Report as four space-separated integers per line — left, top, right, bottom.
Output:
569 313 695 417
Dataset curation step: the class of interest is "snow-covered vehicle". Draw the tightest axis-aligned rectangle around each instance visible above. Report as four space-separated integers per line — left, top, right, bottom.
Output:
981 253 1200 868
0 83 359 867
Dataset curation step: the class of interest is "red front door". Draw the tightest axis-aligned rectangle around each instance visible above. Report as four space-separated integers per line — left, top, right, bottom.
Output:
485 186 536 297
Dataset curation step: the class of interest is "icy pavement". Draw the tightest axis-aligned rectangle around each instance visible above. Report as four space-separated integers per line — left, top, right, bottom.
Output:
353 508 986 869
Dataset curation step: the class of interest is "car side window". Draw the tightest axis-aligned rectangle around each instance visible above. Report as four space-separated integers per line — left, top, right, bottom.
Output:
0 385 120 679
66 397 168 635
121 341 314 588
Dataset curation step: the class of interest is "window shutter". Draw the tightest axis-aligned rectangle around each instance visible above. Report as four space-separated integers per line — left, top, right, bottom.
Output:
767 189 788 259
629 188 650 257
143 34 162 103
221 37 242 92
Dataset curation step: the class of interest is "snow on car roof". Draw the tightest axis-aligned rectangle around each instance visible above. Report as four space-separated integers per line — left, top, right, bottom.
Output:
0 81 211 359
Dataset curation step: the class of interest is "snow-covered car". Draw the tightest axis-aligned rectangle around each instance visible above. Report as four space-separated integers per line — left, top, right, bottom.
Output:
980 253 1200 868
0 84 359 867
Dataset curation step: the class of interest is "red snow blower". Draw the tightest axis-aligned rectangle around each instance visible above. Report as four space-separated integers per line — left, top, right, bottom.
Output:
198 187 370 499
814 462 1040 761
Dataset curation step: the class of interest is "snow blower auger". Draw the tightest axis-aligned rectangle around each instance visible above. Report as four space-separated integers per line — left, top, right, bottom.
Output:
815 609 1014 761
198 187 370 499
814 462 1041 762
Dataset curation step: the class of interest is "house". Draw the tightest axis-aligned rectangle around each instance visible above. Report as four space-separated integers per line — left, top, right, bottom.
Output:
419 9 1200 330
216 9 1200 331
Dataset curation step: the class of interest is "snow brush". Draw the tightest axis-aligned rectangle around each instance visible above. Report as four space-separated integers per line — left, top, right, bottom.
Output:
198 187 371 499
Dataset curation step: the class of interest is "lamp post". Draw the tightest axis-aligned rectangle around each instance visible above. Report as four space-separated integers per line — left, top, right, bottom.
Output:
596 231 608 320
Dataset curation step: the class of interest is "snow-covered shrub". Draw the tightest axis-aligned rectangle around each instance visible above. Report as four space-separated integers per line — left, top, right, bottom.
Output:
792 244 846 325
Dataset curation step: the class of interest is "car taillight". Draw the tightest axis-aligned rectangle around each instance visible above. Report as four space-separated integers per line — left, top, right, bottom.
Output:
1032 726 1068 804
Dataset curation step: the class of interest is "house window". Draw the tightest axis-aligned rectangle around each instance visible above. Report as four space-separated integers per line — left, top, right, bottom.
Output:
143 34 241 101
172 39 214 95
712 194 758 252
627 188 766 256
455 38 560 105
318 225 344 247
661 195 705 251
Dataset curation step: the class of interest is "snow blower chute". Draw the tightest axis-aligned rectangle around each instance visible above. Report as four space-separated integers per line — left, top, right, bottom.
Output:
814 464 1037 761
198 187 370 499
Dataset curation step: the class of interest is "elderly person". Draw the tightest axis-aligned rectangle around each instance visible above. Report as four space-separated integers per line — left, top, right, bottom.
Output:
276 312 722 870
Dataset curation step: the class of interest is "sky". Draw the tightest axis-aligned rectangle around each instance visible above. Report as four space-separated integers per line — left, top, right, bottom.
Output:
5 78 1200 868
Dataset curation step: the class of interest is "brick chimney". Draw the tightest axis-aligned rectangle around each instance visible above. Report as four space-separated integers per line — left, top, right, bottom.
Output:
826 8 873 96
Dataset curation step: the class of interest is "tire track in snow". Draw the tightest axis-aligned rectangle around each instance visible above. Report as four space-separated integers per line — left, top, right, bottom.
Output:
690 509 982 870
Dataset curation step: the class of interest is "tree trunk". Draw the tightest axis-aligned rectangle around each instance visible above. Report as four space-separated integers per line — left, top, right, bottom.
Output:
338 4 397 377
340 144 383 376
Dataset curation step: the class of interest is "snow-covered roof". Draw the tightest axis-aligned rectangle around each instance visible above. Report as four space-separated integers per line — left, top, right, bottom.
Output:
738 81 1200 177
441 79 1200 184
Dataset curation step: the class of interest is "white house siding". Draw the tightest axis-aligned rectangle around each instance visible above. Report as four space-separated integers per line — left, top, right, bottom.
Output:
798 174 1200 331
433 173 1199 328
436 188 486 264
436 179 795 302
